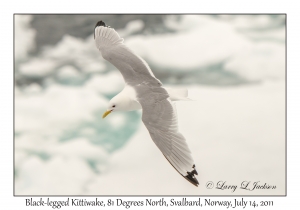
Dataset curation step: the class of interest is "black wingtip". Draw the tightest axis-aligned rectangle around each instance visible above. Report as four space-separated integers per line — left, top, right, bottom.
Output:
95 20 106 28
94 21 111 39
184 165 199 187
163 155 199 187
185 174 199 187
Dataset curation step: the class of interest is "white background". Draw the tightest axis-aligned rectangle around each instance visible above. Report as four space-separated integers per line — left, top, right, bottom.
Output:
1 0 298 209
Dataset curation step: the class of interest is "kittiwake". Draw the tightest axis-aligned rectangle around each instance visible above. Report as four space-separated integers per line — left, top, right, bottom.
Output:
94 21 199 187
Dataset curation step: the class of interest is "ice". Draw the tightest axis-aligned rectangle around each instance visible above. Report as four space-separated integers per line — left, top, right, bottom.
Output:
57 65 80 79
224 42 285 81
14 150 29 170
87 82 285 195
239 27 285 42
126 16 251 70
19 58 56 77
14 15 285 195
14 15 36 62
106 112 127 129
15 84 107 136
232 15 283 30
56 65 85 84
42 34 106 74
15 156 95 195
119 20 144 37
15 135 109 195
49 137 108 162
84 71 124 95
78 59 106 73
23 83 42 94
43 35 87 59
126 15 285 82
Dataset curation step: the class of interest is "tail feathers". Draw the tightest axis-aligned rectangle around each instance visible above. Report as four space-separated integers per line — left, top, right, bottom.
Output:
174 97 193 101
165 87 193 101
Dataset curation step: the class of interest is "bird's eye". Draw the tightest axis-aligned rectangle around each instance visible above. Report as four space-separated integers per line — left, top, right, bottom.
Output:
112 105 116 108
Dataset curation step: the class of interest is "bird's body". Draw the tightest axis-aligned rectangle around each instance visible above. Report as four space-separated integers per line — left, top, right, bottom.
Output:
110 85 142 111
110 85 191 112
94 21 199 186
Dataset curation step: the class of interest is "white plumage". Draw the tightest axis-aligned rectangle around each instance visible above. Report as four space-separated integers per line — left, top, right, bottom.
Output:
94 21 198 186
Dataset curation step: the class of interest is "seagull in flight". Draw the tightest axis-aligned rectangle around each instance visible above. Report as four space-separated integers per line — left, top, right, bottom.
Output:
94 21 199 187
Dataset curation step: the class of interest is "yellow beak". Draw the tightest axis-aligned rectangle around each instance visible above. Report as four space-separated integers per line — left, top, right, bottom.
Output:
102 110 112 118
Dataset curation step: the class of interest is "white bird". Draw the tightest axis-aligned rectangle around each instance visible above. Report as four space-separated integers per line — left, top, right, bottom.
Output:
94 21 199 186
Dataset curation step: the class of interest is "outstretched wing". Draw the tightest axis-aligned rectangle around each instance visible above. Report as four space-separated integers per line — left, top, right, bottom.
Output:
95 21 198 186
94 21 161 87
137 85 199 187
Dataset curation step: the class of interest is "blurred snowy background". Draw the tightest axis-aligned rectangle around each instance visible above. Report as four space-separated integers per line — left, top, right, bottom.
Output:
14 14 285 195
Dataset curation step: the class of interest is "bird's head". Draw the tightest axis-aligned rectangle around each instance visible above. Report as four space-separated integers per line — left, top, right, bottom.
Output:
102 101 117 119
102 94 125 118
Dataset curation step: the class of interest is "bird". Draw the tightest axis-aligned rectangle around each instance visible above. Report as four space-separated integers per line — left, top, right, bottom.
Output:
94 20 199 187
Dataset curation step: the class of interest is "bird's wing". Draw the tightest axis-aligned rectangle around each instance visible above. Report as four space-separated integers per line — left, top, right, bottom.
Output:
137 85 199 187
95 21 198 186
94 21 162 87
